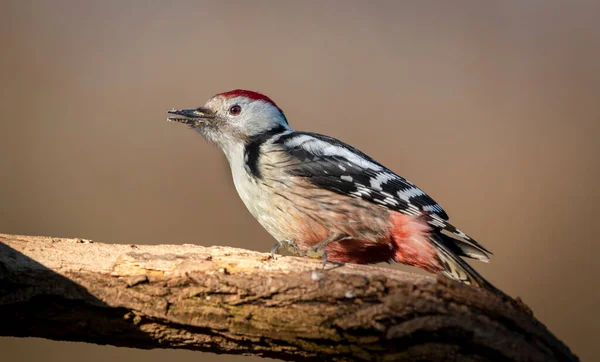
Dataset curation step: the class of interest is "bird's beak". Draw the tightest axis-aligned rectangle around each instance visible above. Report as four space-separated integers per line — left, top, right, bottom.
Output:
167 107 214 126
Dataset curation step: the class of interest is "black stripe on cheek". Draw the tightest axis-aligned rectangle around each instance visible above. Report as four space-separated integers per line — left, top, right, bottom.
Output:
244 125 288 179
244 141 262 178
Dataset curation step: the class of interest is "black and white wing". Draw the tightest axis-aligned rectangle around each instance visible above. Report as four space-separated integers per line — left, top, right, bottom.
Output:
272 131 491 260
275 132 447 217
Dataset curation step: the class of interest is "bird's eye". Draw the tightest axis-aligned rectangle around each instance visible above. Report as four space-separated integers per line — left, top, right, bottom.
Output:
229 105 242 116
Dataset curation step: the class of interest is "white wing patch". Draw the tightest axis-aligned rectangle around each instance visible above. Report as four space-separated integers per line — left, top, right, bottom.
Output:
369 172 397 191
284 135 383 171
397 187 426 202
282 134 314 148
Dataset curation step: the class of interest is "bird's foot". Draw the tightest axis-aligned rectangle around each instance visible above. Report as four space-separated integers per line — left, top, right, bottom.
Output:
304 246 330 270
270 240 342 271
270 240 303 259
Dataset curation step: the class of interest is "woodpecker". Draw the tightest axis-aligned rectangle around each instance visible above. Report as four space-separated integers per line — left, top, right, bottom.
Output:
168 89 502 294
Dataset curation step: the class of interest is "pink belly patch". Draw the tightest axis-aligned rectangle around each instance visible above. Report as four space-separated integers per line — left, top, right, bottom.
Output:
389 212 441 273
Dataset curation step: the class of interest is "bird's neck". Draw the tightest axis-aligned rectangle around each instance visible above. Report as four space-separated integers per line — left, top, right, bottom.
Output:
223 125 293 180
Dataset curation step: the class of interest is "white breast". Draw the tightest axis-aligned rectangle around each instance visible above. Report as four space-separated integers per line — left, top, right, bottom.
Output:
226 142 290 241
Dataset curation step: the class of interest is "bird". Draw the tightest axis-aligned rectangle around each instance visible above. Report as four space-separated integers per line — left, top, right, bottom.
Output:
167 89 503 295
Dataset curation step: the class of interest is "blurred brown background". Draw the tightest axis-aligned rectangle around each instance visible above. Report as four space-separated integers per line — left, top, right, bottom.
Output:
1 0 598 361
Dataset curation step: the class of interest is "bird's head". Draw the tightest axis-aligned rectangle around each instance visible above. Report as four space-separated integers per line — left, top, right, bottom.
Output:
168 90 291 154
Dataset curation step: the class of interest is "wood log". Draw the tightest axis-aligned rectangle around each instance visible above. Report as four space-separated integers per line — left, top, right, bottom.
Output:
0 233 578 361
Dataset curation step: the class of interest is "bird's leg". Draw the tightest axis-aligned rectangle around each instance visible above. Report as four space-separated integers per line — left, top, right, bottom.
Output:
305 233 350 270
270 240 303 259
270 234 350 269
305 233 350 254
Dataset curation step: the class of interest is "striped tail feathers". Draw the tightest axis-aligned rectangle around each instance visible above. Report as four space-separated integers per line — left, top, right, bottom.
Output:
440 233 490 263
427 213 493 261
429 234 506 297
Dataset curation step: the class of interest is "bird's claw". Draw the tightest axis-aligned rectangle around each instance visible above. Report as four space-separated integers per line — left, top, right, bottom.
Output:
270 240 334 271
321 250 328 271
270 240 302 259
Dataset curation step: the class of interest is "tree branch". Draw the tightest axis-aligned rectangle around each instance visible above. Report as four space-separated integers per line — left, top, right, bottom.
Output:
0 233 577 361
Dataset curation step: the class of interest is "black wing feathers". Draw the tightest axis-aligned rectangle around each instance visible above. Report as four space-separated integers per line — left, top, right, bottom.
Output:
271 131 492 261
276 132 448 219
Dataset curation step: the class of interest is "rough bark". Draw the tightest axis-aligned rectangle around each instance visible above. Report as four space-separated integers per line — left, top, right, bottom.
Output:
0 233 577 361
